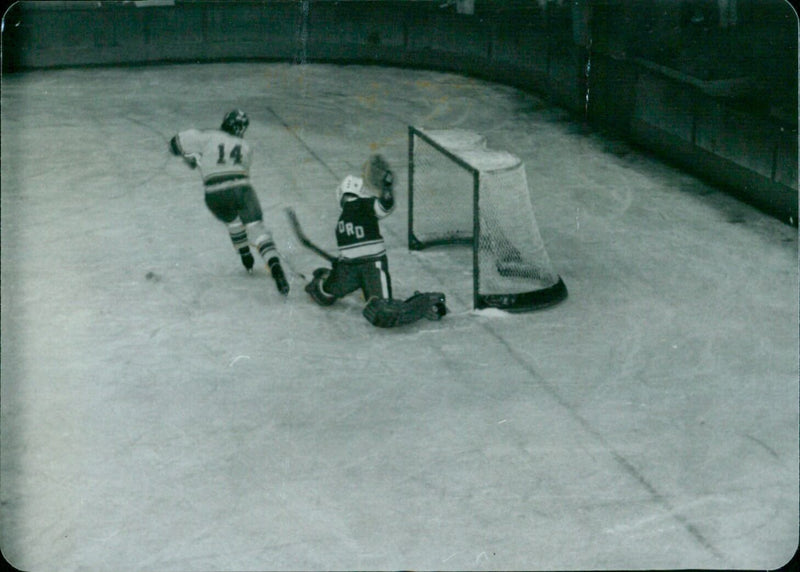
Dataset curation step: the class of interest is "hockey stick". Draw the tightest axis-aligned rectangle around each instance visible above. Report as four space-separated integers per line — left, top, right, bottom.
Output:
285 207 337 263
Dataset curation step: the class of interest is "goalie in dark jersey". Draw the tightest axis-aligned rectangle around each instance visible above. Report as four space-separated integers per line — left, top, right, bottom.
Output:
305 154 447 328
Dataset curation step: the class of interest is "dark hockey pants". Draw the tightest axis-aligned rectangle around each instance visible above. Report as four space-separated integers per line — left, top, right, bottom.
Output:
323 255 392 301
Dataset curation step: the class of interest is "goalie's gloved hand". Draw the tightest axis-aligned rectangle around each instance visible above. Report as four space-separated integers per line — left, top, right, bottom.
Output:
365 154 395 210
379 187 394 212
381 169 394 193
366 154 393 191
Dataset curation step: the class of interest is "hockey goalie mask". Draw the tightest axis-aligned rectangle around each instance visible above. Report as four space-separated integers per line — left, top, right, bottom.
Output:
336 175 369 205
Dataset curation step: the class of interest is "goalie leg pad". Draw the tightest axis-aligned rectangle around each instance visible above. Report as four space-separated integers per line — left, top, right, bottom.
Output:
403 291 447 321
363 292 447 328
305 268 336 306
363 297 406 328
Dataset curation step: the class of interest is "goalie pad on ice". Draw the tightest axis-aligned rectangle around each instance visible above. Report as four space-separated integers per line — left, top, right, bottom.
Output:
363 292 447 328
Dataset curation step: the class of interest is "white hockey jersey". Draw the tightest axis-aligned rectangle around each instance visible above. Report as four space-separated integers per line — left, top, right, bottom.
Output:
173 128 253 192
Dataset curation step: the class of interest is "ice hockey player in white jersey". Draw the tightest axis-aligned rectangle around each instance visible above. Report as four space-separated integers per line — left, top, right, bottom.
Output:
169 109 289 295
304 154 447 328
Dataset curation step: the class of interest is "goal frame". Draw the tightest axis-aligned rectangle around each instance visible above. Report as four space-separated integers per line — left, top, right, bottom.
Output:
407 125 567 312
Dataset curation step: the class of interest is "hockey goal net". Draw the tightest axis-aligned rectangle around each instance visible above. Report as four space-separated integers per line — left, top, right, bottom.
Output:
408 126 567 312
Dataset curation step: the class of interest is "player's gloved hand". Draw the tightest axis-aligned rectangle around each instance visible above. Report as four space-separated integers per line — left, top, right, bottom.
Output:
169 136 198 168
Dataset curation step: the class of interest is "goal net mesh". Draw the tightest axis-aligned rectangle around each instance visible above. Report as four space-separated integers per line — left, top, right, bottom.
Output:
409 127 567 311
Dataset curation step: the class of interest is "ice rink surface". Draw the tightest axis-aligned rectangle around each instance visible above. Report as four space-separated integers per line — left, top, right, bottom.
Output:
1 62 797 571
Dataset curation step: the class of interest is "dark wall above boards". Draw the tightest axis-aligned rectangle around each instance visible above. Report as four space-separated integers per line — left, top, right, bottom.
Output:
2 0 796 223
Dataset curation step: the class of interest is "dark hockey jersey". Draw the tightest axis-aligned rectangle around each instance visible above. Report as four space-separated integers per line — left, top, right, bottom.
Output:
336 195 392 259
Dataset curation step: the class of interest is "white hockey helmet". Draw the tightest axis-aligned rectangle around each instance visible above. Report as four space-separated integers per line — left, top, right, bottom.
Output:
336 175 369 204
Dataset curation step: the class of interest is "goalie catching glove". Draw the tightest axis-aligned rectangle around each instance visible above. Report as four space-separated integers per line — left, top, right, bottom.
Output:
362 153 395 212
364 153 394 194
